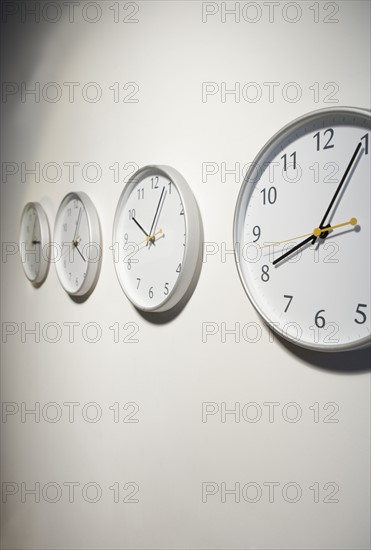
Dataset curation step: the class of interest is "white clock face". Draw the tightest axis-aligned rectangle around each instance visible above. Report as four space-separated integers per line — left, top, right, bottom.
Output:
234 108 370 351
113 165 202 312
54 192 101 296
19 202 50 284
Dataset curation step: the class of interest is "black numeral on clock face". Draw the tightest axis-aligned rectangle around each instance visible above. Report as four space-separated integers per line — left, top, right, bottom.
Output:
313 128 334 151
315 310 326 329
281 151 296 170
253 225 261 242
283 295 293 312
355 304 367 324
360 133 368 155
261 265 270 282
261 187 277 205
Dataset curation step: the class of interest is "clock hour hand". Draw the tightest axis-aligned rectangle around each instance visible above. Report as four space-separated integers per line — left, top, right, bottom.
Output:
272 217 358 265
132 217 150 239
74 240 86 262
132 216 157 247
273 235 315 265
73 207 83 244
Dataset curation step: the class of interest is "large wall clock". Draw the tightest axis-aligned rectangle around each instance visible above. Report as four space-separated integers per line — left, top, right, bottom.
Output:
19 202 50 285
113 165 202 312
54 192 102 297
234 107 370 351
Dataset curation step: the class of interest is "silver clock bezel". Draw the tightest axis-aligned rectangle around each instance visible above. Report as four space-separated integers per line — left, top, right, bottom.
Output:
54 191 102 297
112 165 203 313
233 106 371 352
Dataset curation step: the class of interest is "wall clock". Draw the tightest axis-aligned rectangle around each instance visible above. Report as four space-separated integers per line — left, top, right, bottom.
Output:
234 107 370 351
112 165 202 312
19 202 50 285
54 192 102 297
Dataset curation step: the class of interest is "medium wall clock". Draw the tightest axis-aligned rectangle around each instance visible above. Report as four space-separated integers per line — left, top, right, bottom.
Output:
234 107 370 351
54 192 102 297
112 165 202 312
19 202 50 285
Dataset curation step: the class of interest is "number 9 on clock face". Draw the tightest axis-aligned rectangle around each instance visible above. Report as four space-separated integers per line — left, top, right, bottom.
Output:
234 107 370 351
112 165 202 312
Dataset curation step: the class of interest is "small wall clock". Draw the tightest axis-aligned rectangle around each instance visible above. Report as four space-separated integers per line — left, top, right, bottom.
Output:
112 165 202 312
19 202 50 285
234 107 370 351
54 192 102 297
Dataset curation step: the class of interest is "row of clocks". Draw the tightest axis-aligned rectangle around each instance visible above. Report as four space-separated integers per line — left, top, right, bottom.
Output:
20 165 202 312
19 107 370 352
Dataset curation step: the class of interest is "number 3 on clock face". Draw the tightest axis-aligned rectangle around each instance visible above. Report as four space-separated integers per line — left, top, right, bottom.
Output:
234 107 370 351
112 165 203 313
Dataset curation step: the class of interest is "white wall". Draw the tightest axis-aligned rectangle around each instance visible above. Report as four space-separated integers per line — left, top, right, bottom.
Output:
1 1 370 548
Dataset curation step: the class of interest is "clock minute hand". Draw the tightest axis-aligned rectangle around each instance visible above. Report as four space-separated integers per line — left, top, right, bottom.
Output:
75 243 86 262
317 141 362 231
73 207 82 245
148 186 165 246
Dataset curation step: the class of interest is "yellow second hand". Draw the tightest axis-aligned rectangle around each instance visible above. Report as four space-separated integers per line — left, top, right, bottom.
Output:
261 218 357 248
313 217 357 237
138 228 163 247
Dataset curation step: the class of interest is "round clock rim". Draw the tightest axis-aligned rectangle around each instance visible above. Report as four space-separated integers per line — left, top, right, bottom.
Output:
54 191 102 297
233 106 371 352
19 201 50 285
112 164 202 313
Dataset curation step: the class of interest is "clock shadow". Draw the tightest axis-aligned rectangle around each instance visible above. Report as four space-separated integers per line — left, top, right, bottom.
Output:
137 273 200 324
276 334 370 374
70 287 95 304
32 280 45 290
137 256 203 324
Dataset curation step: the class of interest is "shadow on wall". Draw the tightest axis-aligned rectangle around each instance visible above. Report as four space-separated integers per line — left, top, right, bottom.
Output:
1 6 57 107
280 336 371 374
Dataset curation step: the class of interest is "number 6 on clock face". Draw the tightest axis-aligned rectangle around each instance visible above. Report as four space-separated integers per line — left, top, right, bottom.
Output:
234 107 370 351
112 165 203 313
